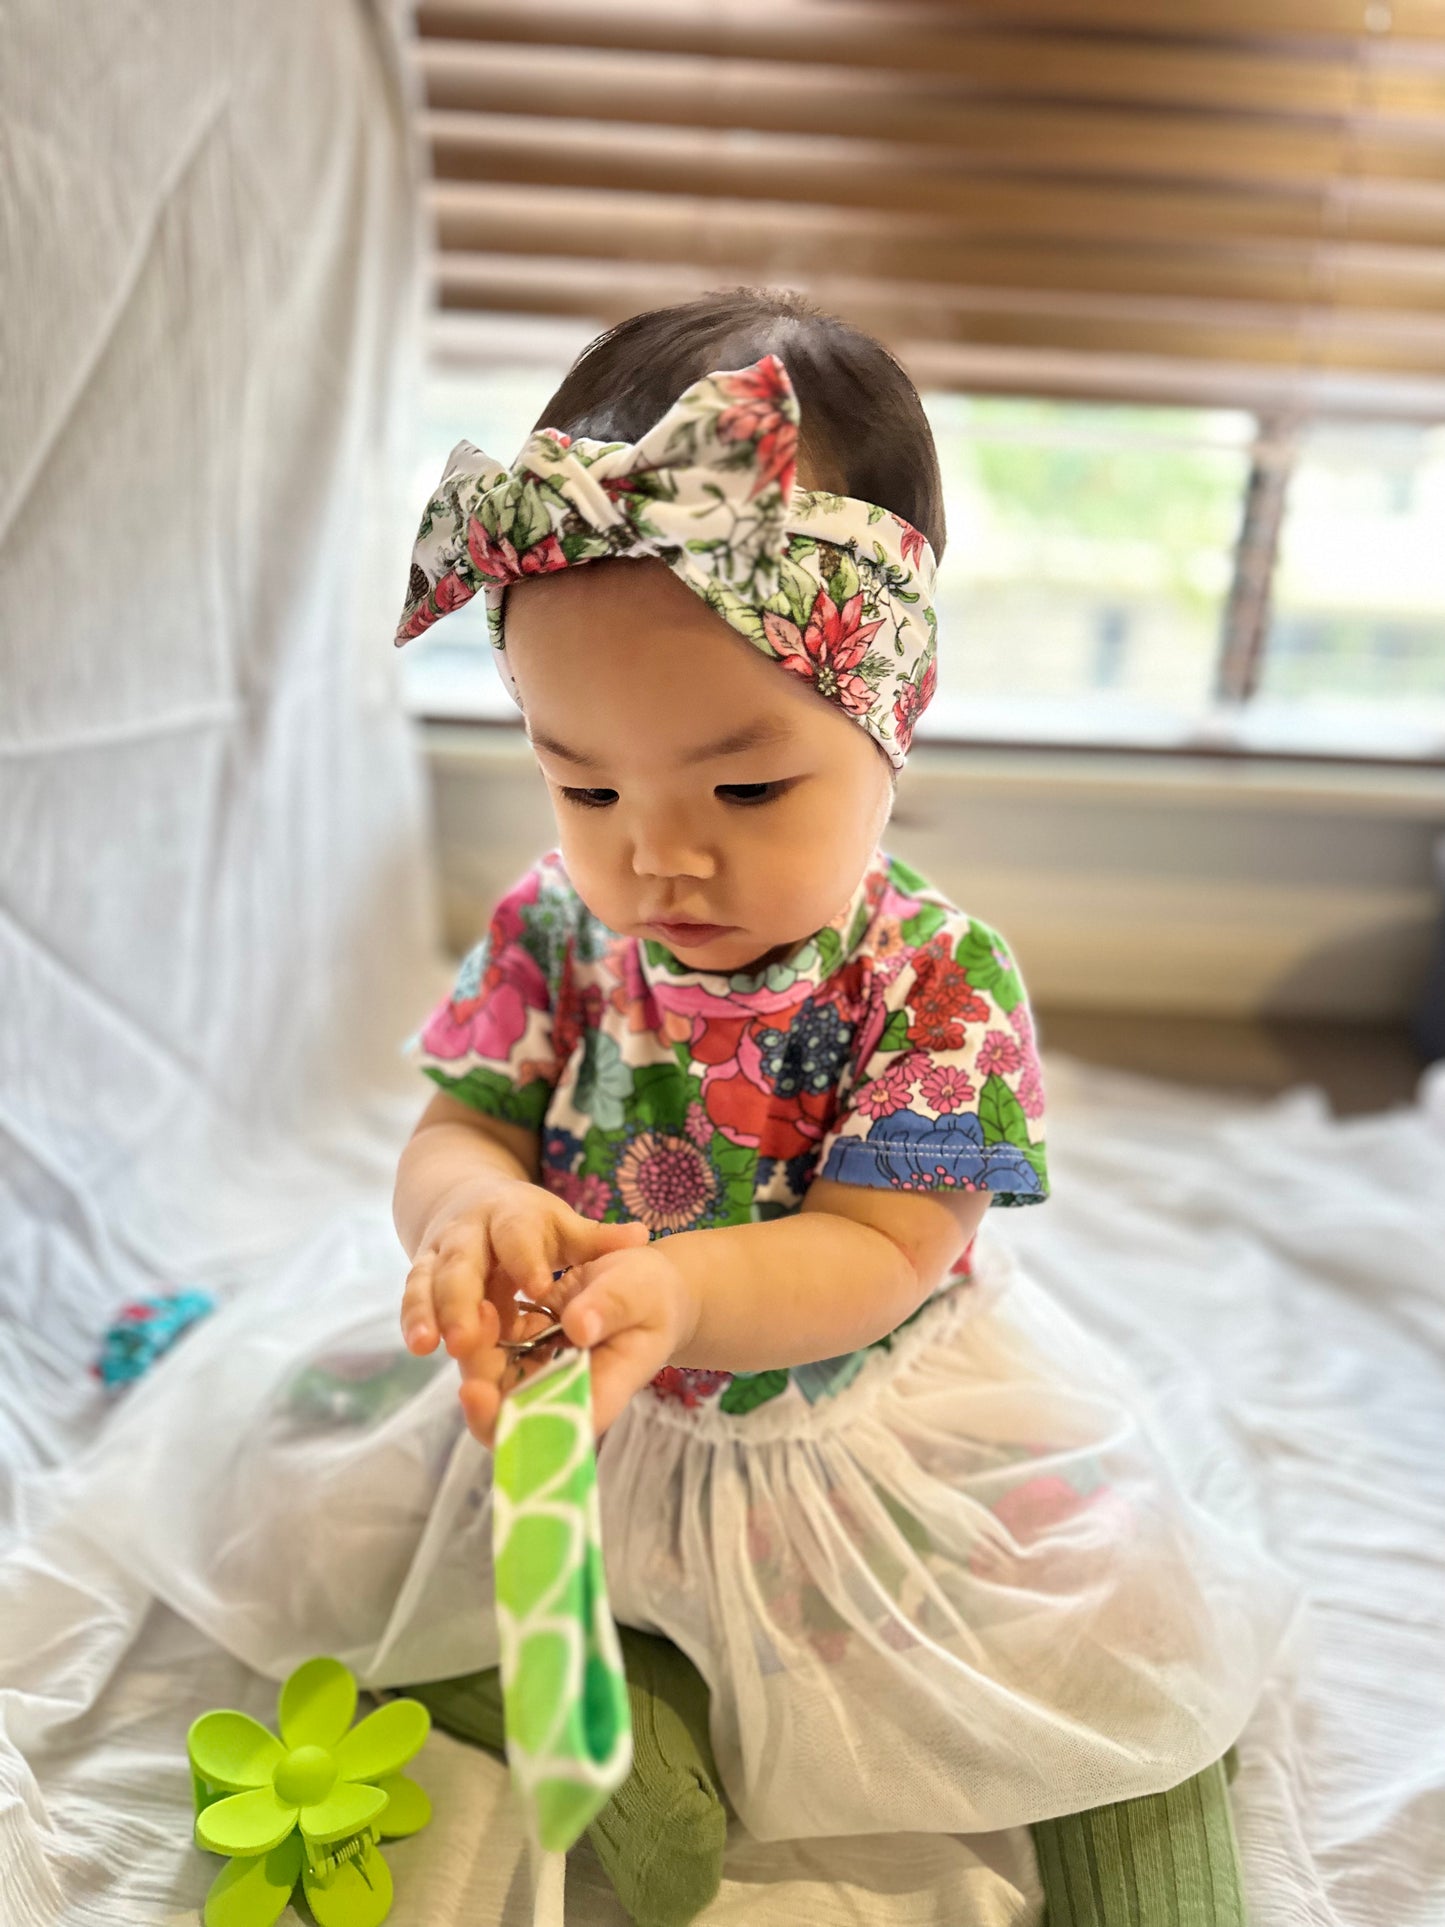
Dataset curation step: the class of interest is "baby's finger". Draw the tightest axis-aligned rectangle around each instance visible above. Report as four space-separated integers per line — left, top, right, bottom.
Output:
400 1254 440 1353
434 1245 495 1356
559 1270 645 1352
457 1337 511 1448
585 1328 663 1439
557 1215 649 1271
489 1217 558 1311
459 1376 503 1449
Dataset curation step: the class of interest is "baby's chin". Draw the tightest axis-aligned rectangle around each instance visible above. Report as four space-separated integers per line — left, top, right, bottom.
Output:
665 930 803 975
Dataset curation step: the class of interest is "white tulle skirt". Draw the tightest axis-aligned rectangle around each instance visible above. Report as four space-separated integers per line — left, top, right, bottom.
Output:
61 1212 1301 1842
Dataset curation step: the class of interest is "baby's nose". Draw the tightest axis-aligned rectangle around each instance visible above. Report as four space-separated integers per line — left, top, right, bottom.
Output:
629 820 716 881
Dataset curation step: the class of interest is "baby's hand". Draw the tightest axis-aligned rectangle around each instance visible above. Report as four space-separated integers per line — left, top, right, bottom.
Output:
400 1186 648 1362
457 1236 699 1447
553 1239 699 1439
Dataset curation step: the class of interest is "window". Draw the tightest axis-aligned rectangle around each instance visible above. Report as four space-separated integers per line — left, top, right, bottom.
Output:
404 2 1445 761
1255 422 1445 751
400 334 1445 761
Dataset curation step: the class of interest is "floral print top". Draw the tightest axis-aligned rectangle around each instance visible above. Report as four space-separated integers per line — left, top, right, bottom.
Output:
416 848 1048 1418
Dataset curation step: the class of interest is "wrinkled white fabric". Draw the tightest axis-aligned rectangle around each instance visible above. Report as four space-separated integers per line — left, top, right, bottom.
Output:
6 1060 1445 1923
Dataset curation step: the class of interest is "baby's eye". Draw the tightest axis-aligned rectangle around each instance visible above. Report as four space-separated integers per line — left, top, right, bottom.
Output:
560 786 619 809
716 781 790 806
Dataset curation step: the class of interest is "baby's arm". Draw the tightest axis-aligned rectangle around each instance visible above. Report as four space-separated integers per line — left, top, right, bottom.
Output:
546 1180 992 1436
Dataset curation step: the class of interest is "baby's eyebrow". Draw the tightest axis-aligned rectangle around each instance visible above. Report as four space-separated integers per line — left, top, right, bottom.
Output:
529 718 792 769
681 719 794 764
526 727 594 766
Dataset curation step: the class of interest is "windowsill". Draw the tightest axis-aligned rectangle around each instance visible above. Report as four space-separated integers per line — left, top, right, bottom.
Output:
406 628 1445 813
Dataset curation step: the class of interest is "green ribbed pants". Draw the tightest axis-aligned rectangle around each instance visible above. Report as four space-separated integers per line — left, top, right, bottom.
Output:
409 1643 1247 1927
1032 1746 1246 1925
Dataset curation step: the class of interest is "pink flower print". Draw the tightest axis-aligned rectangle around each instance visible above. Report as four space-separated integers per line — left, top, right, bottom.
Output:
919 1062 976 1113
1017 1064 1045 1120
852 1057 917 1119
746 1509 776 1567
713 357 798 499
993 1476 1092 1543
761 589 883 718
573 1172 611 1218
615 1130 719 1233
465 516 567 587
684 1101 714 1148
976 1029 1023 1077
851 996 888 1073
1008 1001 1035 1052
880 1615 919 1654
420 958 546 1064
808 1626 851 1665
543 1169 612 1219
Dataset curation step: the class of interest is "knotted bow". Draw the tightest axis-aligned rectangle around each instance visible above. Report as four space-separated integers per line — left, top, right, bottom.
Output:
395 354 939 765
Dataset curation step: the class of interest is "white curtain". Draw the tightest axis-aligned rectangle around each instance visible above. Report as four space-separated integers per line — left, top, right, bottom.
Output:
0 1 442 1914
0 0 438 1306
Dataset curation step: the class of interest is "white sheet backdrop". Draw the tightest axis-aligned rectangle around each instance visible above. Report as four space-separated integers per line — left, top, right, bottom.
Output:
4 4 1445 1924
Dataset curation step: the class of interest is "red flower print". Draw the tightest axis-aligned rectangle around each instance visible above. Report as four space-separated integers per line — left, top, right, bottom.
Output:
703 1067 830 1158
690 1013 750 1069
465 517 568 586
433 571 473 615
893 515 928 568
651 1366 732 1409
919 1062 976 1113
399 569 476 645
397 603 438 643
976 1030 1023 1077
714 357 798 499
762 590 883 718
906 944 991 1053
891 655 937 754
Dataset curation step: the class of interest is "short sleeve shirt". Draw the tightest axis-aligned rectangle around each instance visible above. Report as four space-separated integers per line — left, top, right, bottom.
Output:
416 848 1049 1417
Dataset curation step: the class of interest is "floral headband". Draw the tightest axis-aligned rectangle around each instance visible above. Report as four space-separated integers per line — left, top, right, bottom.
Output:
394 353 939 766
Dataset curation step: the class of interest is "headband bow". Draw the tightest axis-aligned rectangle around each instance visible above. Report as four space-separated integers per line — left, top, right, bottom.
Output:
395 354 938 765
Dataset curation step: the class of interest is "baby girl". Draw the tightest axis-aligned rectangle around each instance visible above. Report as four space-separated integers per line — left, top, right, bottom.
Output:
389 288 1294 1927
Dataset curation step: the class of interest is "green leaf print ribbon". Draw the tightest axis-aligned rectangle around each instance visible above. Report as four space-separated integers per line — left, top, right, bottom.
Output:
492 1346 632 1872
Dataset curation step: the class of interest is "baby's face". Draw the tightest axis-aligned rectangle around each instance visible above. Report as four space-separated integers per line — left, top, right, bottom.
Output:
505 559 894 974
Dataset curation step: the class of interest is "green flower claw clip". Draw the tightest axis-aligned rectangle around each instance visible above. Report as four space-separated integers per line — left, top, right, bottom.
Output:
188 1656 431 1927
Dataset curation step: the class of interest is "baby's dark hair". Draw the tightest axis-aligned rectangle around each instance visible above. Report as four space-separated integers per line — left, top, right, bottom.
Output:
532 286 947 559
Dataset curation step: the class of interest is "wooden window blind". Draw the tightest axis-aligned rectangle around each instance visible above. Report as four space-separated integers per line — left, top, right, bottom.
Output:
414 0 1445 418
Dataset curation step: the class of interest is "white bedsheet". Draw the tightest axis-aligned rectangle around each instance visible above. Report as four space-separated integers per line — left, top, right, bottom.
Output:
2 1053 1443 1925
